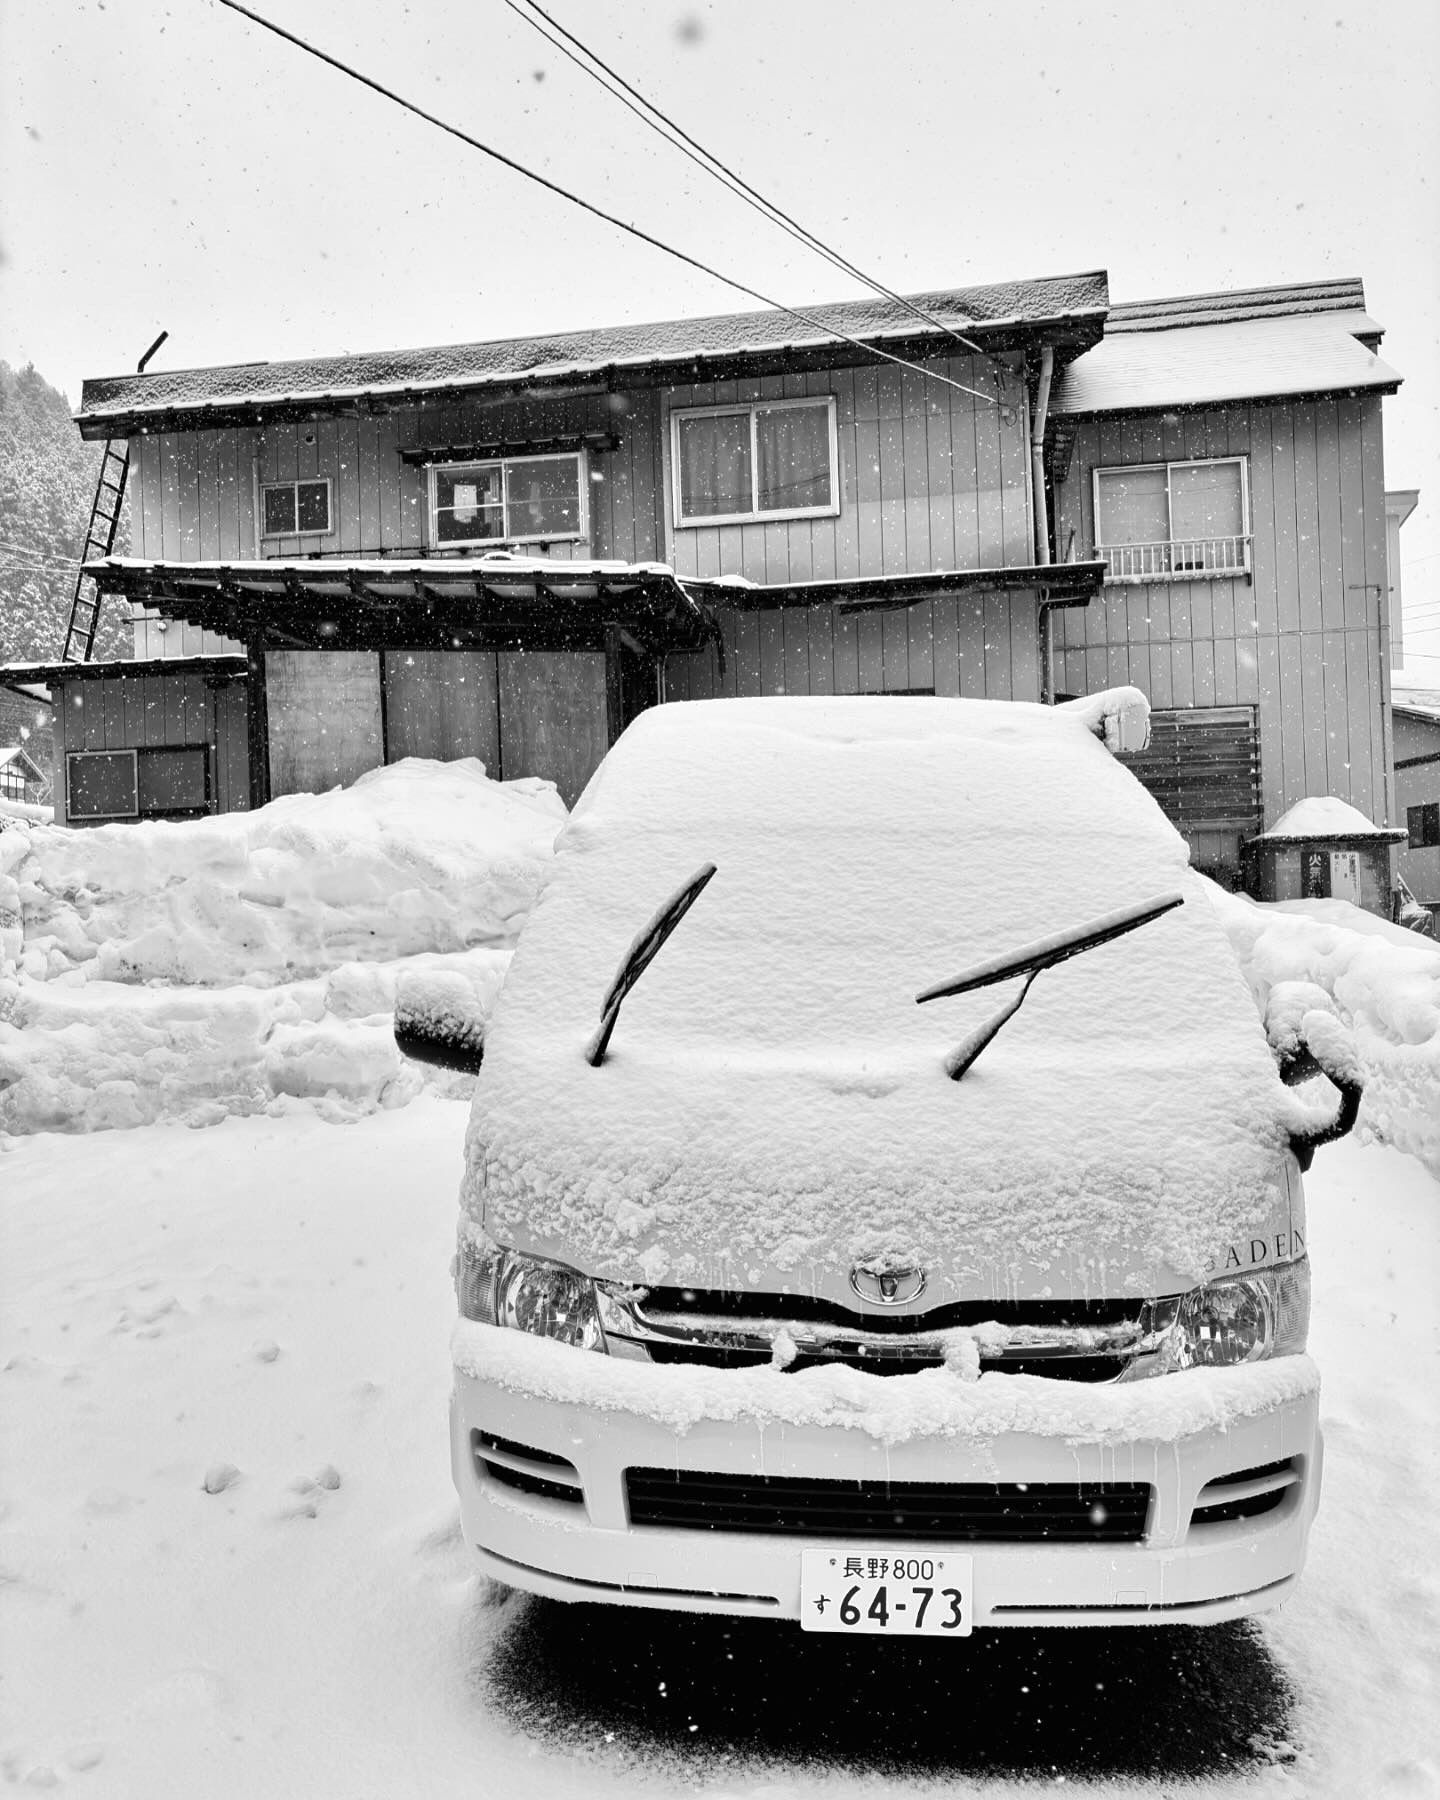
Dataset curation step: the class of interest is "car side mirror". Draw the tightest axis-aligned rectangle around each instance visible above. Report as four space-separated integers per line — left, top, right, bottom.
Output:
393 970 487 1075
1264 986 1363 1171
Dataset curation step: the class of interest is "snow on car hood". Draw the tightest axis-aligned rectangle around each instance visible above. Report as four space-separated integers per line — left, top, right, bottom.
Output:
463 696 1301 1302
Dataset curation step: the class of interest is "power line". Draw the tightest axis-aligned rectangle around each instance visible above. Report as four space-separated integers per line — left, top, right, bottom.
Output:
0 542 81 571
212 0 1003 409
506 0 1005 372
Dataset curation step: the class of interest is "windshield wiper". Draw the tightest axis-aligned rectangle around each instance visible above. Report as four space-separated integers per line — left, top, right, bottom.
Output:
586 862 717 1066
916 892 1185 1080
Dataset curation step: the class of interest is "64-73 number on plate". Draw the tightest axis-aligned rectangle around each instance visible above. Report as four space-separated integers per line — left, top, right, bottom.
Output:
800 1551 973 1636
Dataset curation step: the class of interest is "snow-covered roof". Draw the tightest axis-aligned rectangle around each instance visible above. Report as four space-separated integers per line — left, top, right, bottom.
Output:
1051 310 1401 416
76 272 1110 434
1392 684 1440 726
1103 277 1374 334
0 745 44 780
1253 795 1409 844
467 694 1300 1303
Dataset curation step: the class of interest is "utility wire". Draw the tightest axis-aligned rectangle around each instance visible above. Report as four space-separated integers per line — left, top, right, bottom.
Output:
212 0 1003 409
505 0 1005 372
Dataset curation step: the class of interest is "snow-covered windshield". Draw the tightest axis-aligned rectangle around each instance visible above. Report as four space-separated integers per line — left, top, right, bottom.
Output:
467 695 1299 1302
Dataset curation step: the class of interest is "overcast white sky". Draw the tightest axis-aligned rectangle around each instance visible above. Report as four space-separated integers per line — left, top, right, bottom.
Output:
3 0 1437 669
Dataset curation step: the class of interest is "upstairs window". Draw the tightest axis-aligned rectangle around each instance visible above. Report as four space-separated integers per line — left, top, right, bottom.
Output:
427 453 586 548
261 478 332 539
672 396 839 526
1094 457 1249 580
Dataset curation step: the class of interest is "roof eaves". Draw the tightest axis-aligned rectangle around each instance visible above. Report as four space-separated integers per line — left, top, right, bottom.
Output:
74 274 1112 435
1054 375 1403 419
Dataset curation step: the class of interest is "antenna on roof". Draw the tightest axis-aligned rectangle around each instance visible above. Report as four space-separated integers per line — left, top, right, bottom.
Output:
137 331 169 375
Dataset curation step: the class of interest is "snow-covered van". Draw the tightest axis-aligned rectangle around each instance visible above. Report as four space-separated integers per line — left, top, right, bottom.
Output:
406 693 1361 1635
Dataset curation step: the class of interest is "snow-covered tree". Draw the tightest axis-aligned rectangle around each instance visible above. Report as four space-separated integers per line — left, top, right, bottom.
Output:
0 359 132 664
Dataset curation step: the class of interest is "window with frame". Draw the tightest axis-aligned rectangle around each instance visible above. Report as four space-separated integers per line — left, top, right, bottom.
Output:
66 746 211 822
427 453 586 548
672 396 839 526
1409 802 1440 849
261 478 332 539
1093 457 1250 580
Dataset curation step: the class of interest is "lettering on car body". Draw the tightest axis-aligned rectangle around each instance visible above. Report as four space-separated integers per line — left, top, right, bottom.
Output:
1203 1225 1306 1276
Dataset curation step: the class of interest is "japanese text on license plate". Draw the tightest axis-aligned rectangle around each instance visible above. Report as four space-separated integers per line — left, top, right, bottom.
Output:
799 1551 973 1636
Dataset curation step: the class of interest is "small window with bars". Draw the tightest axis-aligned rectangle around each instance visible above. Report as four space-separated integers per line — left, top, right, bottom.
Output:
261 479 333 539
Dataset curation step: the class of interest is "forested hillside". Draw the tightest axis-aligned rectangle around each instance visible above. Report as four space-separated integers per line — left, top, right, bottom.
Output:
1 360 131 664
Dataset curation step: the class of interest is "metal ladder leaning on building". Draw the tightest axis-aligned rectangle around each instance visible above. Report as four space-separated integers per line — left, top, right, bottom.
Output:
62 330 167 664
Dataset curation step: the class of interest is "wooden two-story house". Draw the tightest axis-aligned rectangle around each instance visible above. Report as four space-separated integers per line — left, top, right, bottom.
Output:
2 270 1406 901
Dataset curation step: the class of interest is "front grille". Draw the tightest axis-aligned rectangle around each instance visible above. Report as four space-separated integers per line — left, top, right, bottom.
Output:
641 1287 1139 1331
642 1342 1125 1382
625 1468 1150 1542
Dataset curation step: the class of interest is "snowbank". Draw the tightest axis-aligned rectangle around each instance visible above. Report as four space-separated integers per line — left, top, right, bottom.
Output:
0 760 562 1133
0 795 53 826
5 757 560 986
1207 882 1440 1176
455 1318 1319 1446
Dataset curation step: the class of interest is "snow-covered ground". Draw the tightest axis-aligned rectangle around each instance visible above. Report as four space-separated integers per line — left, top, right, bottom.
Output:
3 754 1439 1795
2 1106 1436 1798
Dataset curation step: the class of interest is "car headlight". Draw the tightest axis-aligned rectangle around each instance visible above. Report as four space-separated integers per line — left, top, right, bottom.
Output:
456 1239 606 1353
1165 1257 1310 1370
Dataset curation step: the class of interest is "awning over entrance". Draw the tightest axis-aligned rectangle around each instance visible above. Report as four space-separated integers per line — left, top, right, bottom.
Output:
81 555 719 655
683 562 1107 613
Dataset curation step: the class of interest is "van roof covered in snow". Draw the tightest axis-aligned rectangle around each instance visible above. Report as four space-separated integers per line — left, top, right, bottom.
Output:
466 695 1298 1302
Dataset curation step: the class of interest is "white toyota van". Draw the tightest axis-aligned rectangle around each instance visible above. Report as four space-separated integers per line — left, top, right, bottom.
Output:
403 692 1359 1637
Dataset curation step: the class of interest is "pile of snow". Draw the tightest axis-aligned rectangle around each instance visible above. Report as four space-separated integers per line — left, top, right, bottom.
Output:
457 1320 1318 1445
0 795 53 826
0 760 563 1133
1252 794 1403 841
1207 882 1440 1176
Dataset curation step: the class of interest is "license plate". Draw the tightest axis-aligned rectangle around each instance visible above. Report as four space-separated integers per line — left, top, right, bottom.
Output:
799 1550 974 1636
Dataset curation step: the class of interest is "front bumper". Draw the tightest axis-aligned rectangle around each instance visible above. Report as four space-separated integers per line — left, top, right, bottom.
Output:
450 1343 1322 1629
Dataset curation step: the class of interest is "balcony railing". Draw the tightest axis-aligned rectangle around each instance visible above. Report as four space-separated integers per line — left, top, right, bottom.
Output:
1100 536 1252 581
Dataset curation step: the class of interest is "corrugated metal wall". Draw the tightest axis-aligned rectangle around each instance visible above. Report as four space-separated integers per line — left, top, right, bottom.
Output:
1051 395 1395 831
659 356 1031 583
667 591 1041 702
52 668 249 825
128 388 665 568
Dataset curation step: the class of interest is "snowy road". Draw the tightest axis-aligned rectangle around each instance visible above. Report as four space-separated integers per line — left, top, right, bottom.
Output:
3 1102 1437 1798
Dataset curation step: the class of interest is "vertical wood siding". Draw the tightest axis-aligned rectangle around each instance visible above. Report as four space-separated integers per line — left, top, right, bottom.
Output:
128 388 665 569
1051 395 1394 830
665 592 1042 704
383 651 500 771
658 355 1032 583
51 671 249 824
265 651 382 798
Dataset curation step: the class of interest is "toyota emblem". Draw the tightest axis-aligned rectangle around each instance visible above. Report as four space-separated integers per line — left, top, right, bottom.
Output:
849 1264 927 1306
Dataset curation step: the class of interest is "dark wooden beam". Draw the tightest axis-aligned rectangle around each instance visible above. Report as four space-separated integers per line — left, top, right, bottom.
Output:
245 638 271 811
